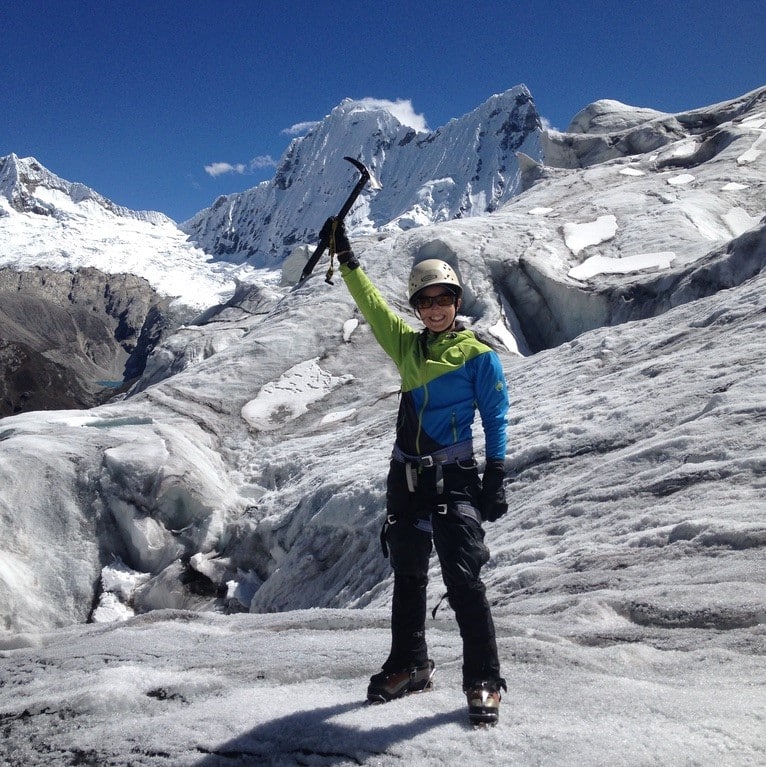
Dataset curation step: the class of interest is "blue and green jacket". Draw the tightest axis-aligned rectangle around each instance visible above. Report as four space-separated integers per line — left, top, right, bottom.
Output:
341 265 509 460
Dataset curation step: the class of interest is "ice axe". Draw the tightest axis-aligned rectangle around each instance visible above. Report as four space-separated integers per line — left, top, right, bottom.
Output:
298 156 381 285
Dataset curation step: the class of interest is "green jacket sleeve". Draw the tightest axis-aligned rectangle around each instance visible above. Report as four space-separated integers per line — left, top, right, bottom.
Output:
340 264 418 369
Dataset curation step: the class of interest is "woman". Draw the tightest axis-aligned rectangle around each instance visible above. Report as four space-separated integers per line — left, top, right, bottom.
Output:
329 219 509 725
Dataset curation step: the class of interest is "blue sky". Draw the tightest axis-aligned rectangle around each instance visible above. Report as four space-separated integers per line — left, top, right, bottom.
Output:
2 1 765 222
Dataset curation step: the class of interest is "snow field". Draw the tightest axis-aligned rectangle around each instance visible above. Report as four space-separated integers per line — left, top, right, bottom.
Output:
1 609 763 766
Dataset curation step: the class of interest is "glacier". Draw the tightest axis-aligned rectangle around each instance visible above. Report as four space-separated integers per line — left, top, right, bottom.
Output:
0 84 764 765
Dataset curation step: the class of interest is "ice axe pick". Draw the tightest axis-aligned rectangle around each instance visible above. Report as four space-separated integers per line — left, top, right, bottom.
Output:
298 156 381 285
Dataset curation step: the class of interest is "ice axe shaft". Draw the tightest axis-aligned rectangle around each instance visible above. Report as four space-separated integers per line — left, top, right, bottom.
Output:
298 157 378 284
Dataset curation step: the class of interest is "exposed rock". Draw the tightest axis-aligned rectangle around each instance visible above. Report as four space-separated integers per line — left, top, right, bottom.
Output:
0 266 174 415
0 339 90 414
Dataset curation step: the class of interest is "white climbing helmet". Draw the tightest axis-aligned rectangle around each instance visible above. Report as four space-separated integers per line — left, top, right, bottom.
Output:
408 259 462 304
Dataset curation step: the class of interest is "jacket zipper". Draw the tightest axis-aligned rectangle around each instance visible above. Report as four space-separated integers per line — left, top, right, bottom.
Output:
416 381 428 455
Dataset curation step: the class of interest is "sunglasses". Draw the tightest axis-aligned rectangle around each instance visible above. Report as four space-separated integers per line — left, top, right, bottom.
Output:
413 292 457 310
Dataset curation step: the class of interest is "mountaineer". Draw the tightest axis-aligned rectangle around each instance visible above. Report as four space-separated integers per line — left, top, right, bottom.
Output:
327 218 510 726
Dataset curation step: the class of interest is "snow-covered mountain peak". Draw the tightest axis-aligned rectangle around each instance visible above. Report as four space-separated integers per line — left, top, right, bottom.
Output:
0 153 170 225
182 84 543 262
0 154 243 312
462 84 537 120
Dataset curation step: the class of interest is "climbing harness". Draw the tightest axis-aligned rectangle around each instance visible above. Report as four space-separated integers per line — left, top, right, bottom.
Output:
392 441 473 510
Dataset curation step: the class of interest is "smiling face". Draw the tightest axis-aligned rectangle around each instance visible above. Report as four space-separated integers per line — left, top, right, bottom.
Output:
414 285 461 334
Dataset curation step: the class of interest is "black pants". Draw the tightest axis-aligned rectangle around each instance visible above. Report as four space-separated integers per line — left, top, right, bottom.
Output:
381 457 501 688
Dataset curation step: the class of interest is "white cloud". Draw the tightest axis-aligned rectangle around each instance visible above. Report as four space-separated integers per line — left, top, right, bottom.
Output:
282 121 320 136
249 155 278 170
357 98 428 132
204 156 277 178
540 115 557 132
205 162 245 178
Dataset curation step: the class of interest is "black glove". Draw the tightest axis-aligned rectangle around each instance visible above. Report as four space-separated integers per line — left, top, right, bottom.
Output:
318 216 335 243
320 217 358 268
480 459 508 522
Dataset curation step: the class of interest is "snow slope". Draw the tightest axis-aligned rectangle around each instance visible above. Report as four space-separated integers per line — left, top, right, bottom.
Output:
0 85 765 765
0 154 246 312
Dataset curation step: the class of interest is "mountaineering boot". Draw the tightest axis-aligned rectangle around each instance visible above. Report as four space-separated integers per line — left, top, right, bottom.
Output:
465 679 507 726
366 660 435 703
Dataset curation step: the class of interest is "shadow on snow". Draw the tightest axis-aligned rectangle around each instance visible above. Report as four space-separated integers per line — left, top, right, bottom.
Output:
193 698 464 765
